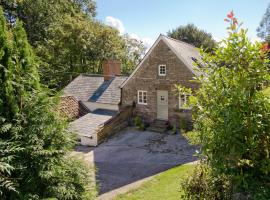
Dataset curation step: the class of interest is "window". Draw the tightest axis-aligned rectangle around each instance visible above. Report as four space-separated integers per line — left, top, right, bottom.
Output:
160 96 165 101
138 90 147 105
159 65 166 76
179 93 191 109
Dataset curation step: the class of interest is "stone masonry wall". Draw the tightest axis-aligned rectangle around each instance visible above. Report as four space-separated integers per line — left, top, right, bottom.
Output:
121 40 199 126
97 106 133 143
60 96 89 120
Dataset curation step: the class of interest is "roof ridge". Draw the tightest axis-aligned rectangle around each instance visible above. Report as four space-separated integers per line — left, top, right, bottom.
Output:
161 34 197 49
81 73 127 78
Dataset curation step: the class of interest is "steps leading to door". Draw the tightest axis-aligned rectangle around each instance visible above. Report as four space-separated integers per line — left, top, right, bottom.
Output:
147 120 168 133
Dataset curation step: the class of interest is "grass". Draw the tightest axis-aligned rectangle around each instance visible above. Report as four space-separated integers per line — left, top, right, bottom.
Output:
114 163 196 200
263 86 270 96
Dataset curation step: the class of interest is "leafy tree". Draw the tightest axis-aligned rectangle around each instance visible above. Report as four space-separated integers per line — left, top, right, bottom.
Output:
182 12 270 199
0 7 96 199
1 0 129 89
168 23 216 52
0 7 19 195
121 34 146 74
257 3 270 42
37 10 126 88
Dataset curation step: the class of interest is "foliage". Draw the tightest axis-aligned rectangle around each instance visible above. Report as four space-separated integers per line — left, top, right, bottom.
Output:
174 84 193 109
1 0 140 89
36 10 125 88
168 23 216 52
184 11 270 198
263 86 270 96
121 34 146 74
44 157 97 200
168 125 177 135
133 116 145 131
257 3 270 43
181 163 233 200
179 117 189 133
0 7 96 199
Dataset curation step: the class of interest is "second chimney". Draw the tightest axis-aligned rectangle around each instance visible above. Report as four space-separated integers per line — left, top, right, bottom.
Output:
102 59 121 81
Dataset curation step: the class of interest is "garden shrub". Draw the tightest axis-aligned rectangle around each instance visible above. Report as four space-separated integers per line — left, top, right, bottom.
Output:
181 163 233 200
181 11 270 199
133 116 145 131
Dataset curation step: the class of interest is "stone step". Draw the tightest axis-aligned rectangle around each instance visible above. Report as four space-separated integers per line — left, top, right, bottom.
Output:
153 119 168 125
150 123 167 129
147 120 168 133
147 126 167 133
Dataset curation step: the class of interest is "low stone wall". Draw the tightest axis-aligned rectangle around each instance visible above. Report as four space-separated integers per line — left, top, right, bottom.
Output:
97 106 133 143
59 96 89 120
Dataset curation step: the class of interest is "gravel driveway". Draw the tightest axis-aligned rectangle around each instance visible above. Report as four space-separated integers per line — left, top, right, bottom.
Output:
75 127 198 195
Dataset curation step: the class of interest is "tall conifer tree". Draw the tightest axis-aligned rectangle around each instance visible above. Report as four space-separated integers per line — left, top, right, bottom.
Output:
0 7 96 199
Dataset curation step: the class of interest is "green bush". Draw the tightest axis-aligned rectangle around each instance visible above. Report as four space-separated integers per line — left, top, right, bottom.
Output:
168 125 177 134
182 12 270 199
179 117 188 133
0 8 96 199
182 163 270 200
181 164 233 200
133 116 145 131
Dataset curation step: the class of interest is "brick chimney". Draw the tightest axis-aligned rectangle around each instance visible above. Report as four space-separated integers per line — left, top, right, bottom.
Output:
102 59 121 81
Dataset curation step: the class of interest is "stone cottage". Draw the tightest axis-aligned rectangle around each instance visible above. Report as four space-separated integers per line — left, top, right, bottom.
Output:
120 34 201 126
62 34 201 146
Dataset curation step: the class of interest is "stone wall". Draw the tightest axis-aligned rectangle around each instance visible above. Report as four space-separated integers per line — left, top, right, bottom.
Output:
97 106 133 143
59 96 89 120
121 39 199 126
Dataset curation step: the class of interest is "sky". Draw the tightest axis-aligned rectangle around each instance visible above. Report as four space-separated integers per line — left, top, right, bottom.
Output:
96 0 269 49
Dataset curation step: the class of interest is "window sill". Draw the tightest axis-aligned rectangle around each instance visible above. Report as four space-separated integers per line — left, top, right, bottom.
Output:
138 103 147 105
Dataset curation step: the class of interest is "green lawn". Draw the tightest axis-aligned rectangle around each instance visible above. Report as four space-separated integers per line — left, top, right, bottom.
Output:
114 164 196 200
263 86 270 96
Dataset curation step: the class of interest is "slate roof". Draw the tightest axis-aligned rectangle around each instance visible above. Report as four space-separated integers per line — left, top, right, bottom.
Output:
162 35 202 75
69 113 112 137
64 74 127 105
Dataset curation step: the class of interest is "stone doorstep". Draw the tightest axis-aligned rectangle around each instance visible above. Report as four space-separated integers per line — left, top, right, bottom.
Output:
147 119 168 133
147 126 167 133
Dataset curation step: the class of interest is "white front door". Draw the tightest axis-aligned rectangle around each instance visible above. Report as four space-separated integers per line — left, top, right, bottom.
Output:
157 90 168 120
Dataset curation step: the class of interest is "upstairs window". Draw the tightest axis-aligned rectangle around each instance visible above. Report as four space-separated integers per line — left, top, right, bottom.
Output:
138 90 147 105
159 65 166 76
179 93 191 109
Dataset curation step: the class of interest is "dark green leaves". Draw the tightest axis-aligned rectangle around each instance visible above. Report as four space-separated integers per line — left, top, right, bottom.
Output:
187 14 270 198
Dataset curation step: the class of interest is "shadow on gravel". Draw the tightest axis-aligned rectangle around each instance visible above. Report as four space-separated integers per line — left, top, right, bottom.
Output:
75 127 198 195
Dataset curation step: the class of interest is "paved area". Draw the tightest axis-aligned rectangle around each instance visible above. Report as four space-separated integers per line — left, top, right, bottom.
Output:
75 127 198 195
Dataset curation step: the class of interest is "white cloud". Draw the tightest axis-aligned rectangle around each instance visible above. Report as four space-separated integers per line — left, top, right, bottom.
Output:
129 33 140 41
105 16 155 51
141 38 155 51
128 33 154 51
105 16 125 35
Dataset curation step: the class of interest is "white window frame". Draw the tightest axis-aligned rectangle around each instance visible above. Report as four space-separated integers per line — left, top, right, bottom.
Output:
138 90 147 105
158 65 166 76
179 93 191 109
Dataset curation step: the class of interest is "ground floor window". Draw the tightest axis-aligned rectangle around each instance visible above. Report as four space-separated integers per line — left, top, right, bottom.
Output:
179 93 191 109
138 90 147 105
